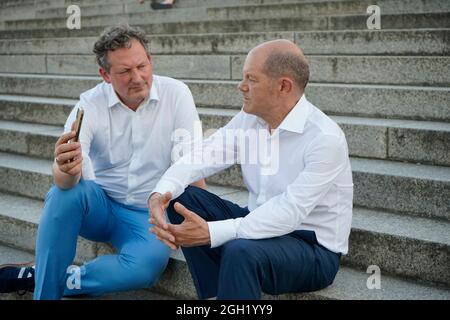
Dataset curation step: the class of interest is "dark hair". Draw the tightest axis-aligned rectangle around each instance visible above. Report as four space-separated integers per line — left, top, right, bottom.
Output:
262 51 310 89
93 24 149 72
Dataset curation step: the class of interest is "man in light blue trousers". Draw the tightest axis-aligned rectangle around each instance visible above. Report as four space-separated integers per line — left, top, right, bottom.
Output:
0 25 205 299
36 179 170 299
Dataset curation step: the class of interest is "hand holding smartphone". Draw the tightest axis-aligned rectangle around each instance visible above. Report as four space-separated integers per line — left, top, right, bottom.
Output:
54 107 84 170
65 107 84 164
71 107 84 143
53 108 84 183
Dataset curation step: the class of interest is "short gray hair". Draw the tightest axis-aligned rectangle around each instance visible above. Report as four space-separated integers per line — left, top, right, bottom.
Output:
93 24 149 72
262 51 310 90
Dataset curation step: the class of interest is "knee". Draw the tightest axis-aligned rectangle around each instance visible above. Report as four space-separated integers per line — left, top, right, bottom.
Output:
318 252 340 288
167 186 201 225
46 180 86 202
122 250 170 289
43 181 88 220
222 239 259 268
166 200 183 224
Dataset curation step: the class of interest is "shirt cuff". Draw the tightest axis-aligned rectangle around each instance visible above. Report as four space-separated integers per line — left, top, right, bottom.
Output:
207 218 242 248
150 179 179 203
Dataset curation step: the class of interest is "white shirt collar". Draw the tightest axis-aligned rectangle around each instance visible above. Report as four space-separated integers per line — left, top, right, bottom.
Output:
256 95 310 134
278 95 310 134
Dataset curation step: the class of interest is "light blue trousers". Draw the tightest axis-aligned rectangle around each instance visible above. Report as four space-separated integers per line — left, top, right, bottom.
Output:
33 179 170 300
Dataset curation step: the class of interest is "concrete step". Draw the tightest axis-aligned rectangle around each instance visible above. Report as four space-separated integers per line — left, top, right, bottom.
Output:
0 0 64 9
199 109 450 166
351 158 450 221
27 0 450 22
0 149 449 220
191 81 450 122
32 4 207 24
0 244 175 300
2 29 449 56
232 55 450 86
3 0 449 25
286 265 450 299
0 0 83 22
0 190 101 264
0 3 37 22
0 11 448 39
0 152 53 200
0 0 183 25
345 208 450 287
0 189 449 295
206 0 450 19
0 92 449 166
0 0 137 23
172 0 333 8
1 104 449 167
115 258 450 300
0 6 208 30
0 74 100 100
0 76 448 122
0 95 73 126
0 120 61 159
1 53 448 87
146 29 450 56
0 0 301 11
2 244 449 301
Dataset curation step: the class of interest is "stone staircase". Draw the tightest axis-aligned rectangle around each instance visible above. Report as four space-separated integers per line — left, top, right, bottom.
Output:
0 0 449 300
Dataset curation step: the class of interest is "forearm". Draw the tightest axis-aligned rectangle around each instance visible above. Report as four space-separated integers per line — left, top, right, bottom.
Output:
52 162 81 189
156 120 239 198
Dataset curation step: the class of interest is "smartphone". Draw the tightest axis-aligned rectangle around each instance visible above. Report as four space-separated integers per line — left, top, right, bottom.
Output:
71 107 84 143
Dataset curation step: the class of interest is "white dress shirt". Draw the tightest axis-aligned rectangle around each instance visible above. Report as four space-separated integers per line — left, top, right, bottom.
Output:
153 95 353 254
64 75 201 208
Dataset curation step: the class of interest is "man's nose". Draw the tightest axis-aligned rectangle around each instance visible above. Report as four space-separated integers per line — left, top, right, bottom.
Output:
130 68 142 82
238 80 248 92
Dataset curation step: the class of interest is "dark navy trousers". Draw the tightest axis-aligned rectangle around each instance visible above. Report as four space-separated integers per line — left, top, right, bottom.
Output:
167 186 341 300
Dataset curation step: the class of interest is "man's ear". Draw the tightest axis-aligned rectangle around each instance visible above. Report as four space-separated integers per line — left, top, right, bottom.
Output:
279 77 294 95
99 68 111 83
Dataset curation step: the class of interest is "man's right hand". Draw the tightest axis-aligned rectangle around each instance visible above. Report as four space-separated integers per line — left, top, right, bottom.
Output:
54 130 82 176
148 192 178 248
148 192 172 230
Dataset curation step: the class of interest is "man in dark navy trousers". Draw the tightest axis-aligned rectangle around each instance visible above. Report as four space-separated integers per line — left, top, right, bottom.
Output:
149 39 354 300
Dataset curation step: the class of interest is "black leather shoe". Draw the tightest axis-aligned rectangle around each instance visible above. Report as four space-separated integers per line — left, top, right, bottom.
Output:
151 2 173 9
0 262 35 294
